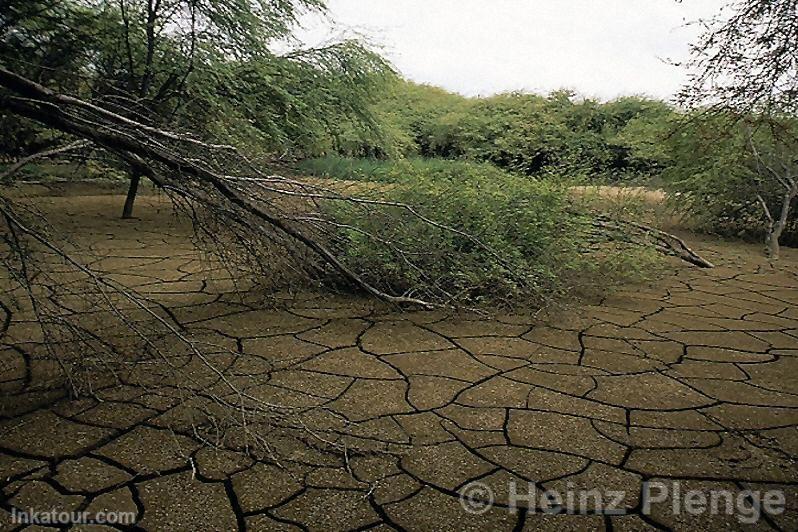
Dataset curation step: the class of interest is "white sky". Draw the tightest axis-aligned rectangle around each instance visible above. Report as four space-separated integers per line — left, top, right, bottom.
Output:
292 0 729 101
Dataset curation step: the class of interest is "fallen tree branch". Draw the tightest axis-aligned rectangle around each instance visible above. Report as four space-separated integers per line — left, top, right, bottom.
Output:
0 67 437 308
593 214 715 268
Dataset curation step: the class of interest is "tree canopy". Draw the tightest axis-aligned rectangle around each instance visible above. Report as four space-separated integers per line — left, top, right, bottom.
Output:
0 0 393 162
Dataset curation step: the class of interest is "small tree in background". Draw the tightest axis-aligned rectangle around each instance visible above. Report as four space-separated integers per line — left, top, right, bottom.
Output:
665 114 798 257
678 0 798 258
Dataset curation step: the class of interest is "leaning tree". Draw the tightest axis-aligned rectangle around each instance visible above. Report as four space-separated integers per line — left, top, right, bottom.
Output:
0 0 389 217
679 0 798 258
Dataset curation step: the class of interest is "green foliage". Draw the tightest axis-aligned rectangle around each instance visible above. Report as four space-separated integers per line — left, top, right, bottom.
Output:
298 156 517 184
182 42 393 158
339 80 679 182
663 114 798 244
0 1 110 155
0 0 392 163
607 99 675 174
309 158 659 305
369 81 469 157
0 1 102 88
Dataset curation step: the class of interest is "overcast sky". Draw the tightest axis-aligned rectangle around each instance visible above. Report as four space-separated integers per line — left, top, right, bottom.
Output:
292 0 729 101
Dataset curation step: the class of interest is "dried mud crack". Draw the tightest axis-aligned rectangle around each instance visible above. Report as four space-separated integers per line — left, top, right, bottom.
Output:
1 194 797 531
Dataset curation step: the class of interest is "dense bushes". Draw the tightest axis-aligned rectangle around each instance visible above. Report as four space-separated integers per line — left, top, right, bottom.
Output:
310 158 659 305
333 80 678 182
323 80 797 250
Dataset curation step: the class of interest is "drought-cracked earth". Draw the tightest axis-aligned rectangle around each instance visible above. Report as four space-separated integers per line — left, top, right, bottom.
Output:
1 192 797 531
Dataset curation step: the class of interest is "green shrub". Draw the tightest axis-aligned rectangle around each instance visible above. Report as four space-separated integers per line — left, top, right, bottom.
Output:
311 158 659 306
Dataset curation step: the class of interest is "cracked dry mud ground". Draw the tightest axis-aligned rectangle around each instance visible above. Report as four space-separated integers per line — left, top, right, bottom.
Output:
1 192 798 531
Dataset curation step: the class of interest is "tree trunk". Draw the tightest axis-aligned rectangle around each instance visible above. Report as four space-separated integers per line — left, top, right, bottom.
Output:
765 188 796 261
122 170 141 219
765 229 781 260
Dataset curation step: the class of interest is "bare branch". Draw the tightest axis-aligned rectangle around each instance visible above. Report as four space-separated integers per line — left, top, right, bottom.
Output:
0 140 90 181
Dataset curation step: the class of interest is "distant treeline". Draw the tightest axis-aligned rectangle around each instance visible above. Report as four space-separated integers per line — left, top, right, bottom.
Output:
325 80 798 245
333 80 675 182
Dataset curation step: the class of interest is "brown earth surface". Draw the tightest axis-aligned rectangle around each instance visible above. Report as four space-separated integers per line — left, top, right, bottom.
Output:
1 191 797 531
